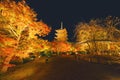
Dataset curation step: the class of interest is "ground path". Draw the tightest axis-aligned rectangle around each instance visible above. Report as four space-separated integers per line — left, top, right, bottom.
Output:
1 55 120 80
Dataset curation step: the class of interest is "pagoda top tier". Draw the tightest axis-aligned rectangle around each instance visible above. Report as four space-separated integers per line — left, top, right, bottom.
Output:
60 22 63 29
54 22 68 41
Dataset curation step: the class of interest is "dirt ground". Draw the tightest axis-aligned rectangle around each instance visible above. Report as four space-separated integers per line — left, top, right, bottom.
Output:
1 55 120 80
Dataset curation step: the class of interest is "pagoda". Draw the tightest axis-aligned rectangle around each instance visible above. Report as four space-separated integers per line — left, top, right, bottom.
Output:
55 22 68 41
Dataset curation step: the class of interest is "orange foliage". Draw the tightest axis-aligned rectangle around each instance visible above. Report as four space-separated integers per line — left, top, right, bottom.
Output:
3 38 16 45
0 35 16 46
0 0 51 72
0 0 51 38
0 36 4 44
1 47 15 57
51 41 71 52
29 21 51 37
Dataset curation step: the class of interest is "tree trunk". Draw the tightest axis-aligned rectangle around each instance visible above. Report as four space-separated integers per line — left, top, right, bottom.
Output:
86 42 91 54
1 53 14 73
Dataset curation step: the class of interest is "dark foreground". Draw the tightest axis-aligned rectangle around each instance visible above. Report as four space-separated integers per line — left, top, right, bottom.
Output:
1 55 120 80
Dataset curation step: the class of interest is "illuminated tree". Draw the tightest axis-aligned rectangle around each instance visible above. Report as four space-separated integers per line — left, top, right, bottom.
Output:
75 17 120 55
104 16 120 41
75 20 107 42
75 19 107 54
75 21 104 53
28 38 51 58
51 41 71 54
0 0 51 72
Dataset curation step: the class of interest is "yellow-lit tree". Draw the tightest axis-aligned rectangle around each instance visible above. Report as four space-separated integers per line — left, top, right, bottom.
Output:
75 17 120 55
75 21 106 54
51 41 71 54
104 16 120 41
0 0 51 72
28 38 51 58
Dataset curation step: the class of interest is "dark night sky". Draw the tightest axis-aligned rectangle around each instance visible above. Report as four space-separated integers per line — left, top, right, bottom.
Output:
26 0 120 41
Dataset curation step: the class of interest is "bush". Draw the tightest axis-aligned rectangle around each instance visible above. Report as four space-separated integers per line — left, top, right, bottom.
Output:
79 51 87 54
10 58 23 65
40 52 46 57
23 58 33 63
40 51 53 57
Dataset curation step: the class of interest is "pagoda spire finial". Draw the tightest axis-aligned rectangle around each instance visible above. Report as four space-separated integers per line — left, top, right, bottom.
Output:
61 21 63 29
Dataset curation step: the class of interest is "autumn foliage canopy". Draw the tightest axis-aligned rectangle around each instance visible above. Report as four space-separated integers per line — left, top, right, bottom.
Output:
0 0 51 72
